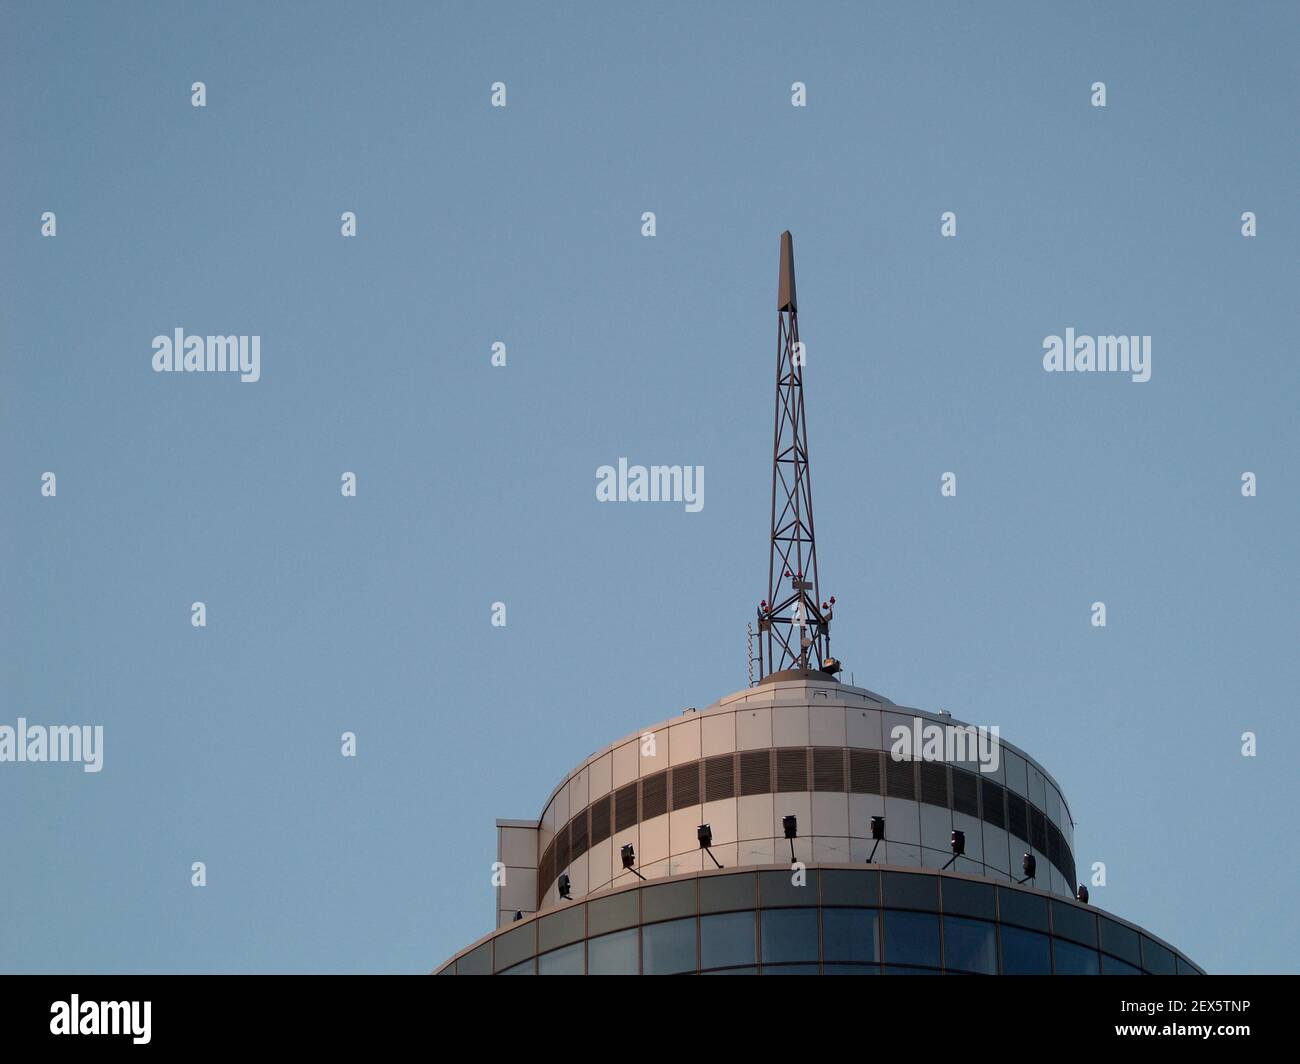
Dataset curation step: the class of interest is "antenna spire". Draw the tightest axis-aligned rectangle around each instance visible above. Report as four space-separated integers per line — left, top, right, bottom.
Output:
756 232 839 681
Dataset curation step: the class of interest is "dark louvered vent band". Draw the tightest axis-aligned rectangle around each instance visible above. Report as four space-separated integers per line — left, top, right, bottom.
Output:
1031 808 1048 854
849 749 882 794
671 763 700 809
812 748 845 792
570 809 588 859
535 746 1075 909
738 750 772 796
704 754 735 801
981 778 1005 828
886 757 917 800
590 795 611 845
555 825 570 871
641 771 667 821
614 783 638 834
919 760 948 806
952 768 979 818
1007 793 1029 843
775 748 808 793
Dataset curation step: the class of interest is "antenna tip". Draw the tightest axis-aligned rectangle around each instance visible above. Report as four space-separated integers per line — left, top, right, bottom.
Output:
778 231 797 312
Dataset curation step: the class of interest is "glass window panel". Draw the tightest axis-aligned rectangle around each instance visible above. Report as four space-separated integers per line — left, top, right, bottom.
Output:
883 910 941 968
587 928 638 975
761 908 820 963
825 964 880 975
943 916 997 974
457 942 491 975
642 917 696 974
998 887 1049 931
1101 953 1140 975
701 911 757 970
882 872 938 911
760 869 820 907
500 959 535 975
702 967 756 975
941 877 995 920
1141 937 1177 975
700 872 756 913
1052 938 1100 975
1097 917 1140 966
762 964 820 974
588 891 639 937
538 904 586 952
642 880 696 923
1051 900 1097 947
999 926 1051 974
884 965 939 974
821 869 881 907
1176 955 1202 975
492 922 537 972
822 908 880 963
538 941 584 975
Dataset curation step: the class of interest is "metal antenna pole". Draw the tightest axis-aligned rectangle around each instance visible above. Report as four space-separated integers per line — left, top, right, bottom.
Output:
755 231 839 680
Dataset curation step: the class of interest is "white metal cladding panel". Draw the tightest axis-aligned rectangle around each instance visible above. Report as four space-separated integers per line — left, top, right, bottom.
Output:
953 810 984 863
812 836 852 863
982 824 1011 874
568 767 589 820
669 717 701 765
701 796 737 846
737 794 775 841
809 703 847 746
639 726 670 777
589 752 612 801
667 848 704 877
566 852 589 898
881 711 917 753
497 867 536 923
1003 749 1029 797
773 793 811 841
551 778 569 829
982 742 1006 784
498 825 537 869
611 822 639 888
811 791 849 836
846 706 883 748
884 796 921 845
736 706 772 750
886 840 922 866
921 845 948 871
1028 764 1047 811
586 837 611 896
772 704 809 746
669 805 702 855
639 814 670 866
1044 781 1062 830
920 802 953 852
701 711 736 756
612 741 638 789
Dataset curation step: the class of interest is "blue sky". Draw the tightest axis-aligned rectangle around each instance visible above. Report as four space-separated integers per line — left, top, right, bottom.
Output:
1 1 1296 973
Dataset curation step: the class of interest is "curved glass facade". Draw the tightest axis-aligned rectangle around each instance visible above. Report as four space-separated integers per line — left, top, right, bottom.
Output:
438 865 1202 976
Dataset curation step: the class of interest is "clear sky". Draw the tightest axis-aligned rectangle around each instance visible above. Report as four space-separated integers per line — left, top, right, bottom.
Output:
2 1 1296 974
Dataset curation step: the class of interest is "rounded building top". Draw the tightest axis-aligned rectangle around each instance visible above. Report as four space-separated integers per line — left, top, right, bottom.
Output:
507 678 1080 922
